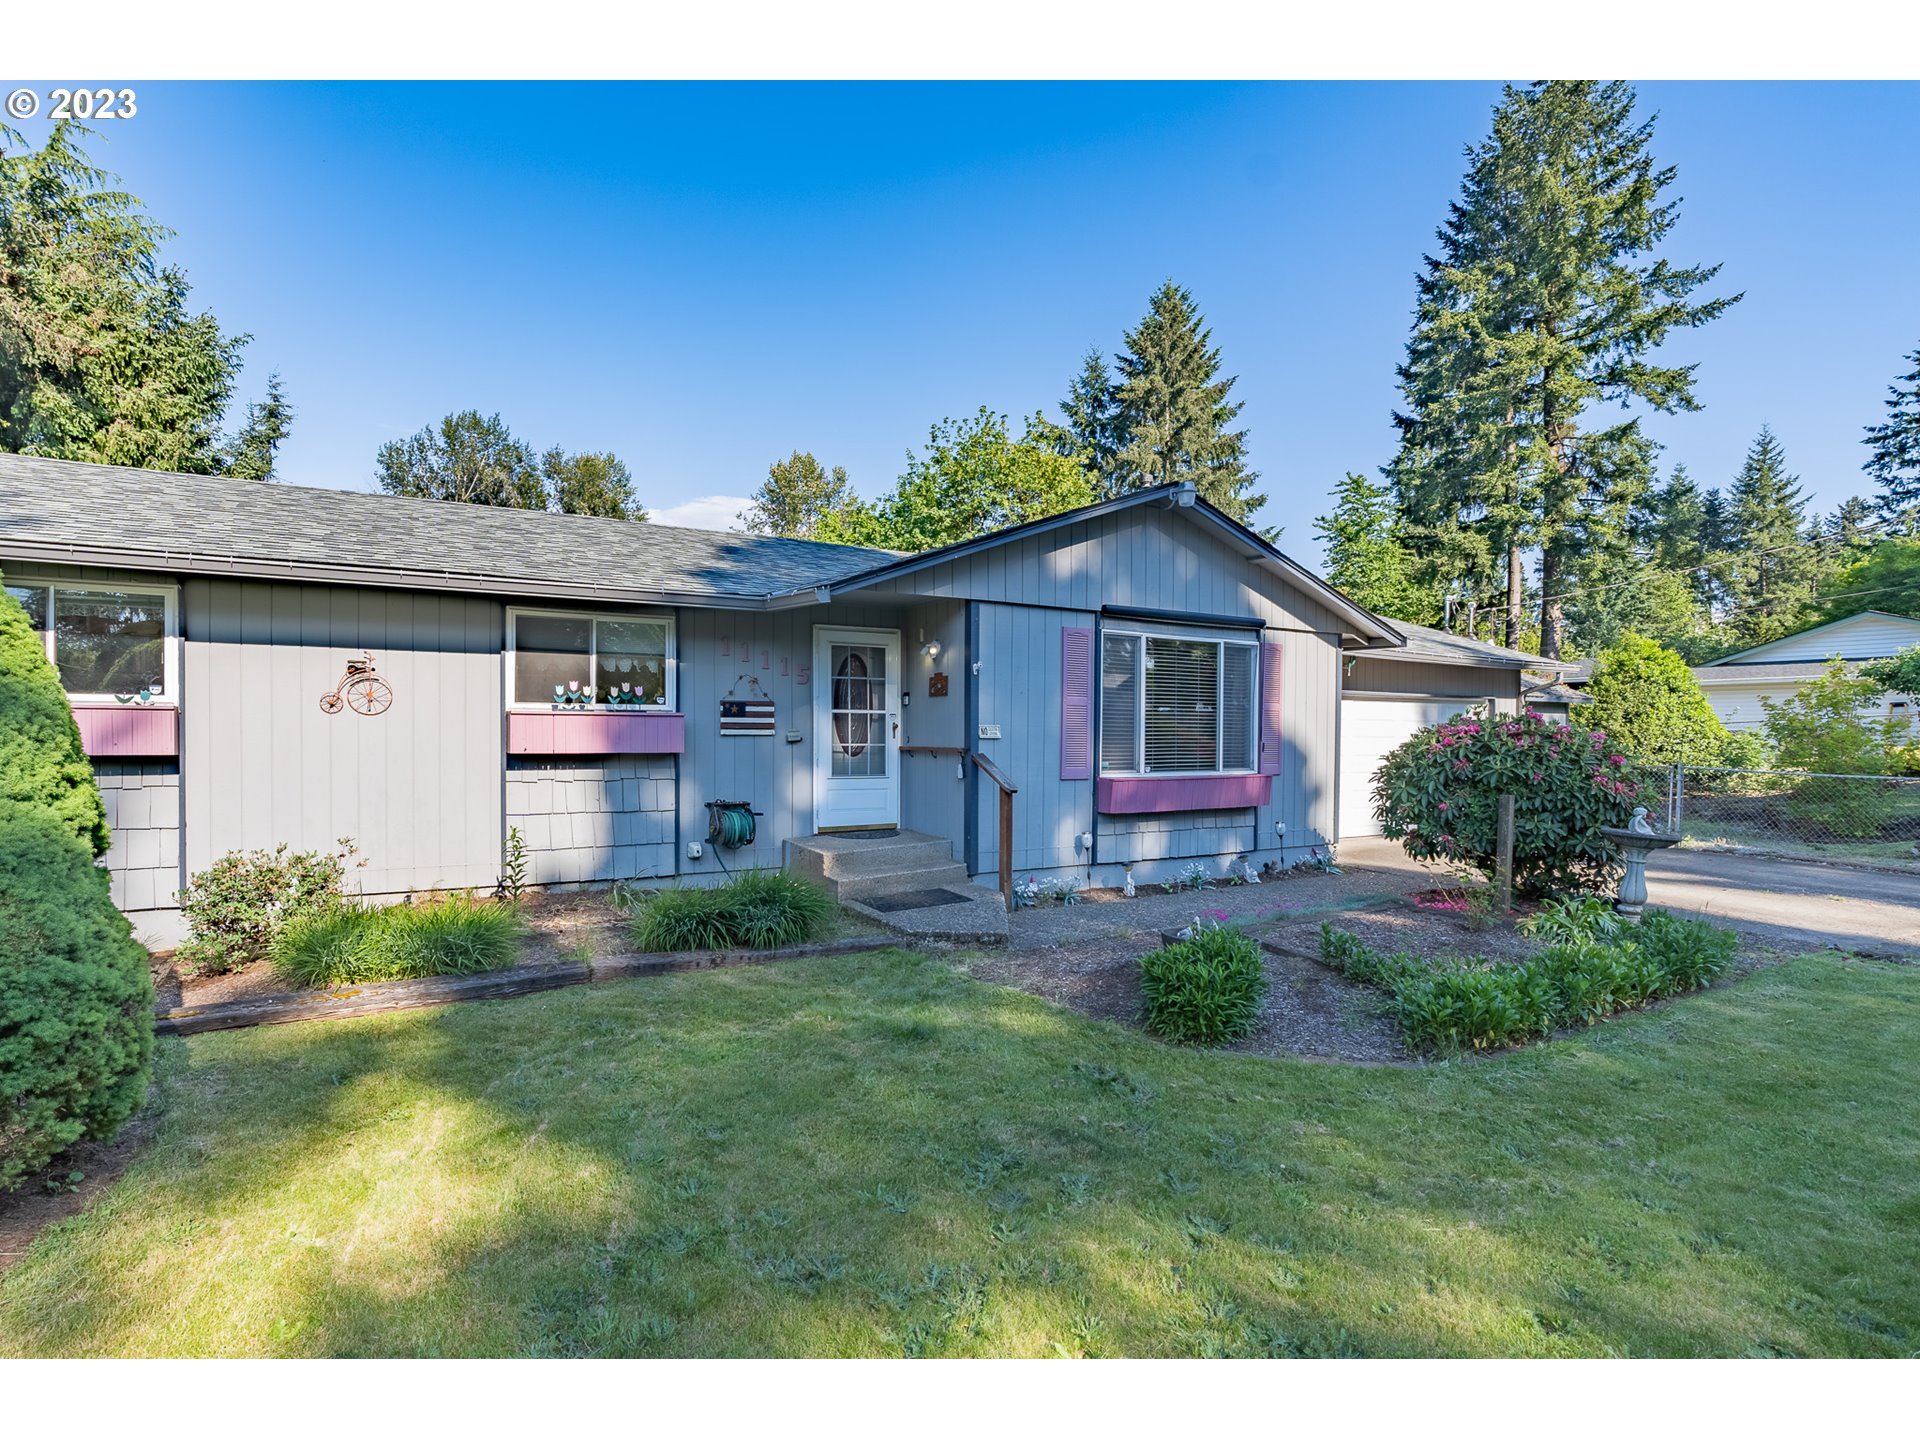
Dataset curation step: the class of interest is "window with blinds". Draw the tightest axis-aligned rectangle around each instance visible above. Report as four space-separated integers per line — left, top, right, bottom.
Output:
1099 627 1258 775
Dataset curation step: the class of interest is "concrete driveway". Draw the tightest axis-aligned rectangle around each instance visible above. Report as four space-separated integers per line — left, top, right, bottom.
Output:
1336 836 1920 960
1645 848 1919 960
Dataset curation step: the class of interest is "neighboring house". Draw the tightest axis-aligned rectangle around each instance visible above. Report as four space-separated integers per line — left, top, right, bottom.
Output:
1560 611 1920 736
1337 621 1566 838
1690 611 1920 733
3 455 1541 946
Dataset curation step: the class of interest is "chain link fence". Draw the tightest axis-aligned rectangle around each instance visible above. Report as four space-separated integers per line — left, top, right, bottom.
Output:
1665 765 1920 869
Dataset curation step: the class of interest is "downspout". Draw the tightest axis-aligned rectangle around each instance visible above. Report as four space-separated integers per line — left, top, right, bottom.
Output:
1089 614 1101 874
963 600 980 879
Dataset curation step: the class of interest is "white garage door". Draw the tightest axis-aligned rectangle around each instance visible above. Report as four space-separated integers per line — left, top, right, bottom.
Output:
1339 698 1471 838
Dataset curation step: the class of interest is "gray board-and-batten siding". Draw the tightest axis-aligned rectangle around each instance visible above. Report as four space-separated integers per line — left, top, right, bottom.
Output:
11 496 1367 938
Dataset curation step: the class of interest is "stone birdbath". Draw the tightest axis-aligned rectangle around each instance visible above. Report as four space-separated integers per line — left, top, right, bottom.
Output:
1599 806 1681 919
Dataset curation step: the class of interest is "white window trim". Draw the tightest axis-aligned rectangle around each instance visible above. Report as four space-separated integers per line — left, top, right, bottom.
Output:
1100 625 1260 779
506 605 677 712
4 576 180 705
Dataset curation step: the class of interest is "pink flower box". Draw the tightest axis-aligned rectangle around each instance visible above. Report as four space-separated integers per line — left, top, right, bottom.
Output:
507 710 686 756
1096 773 1271 815
72 704 178 758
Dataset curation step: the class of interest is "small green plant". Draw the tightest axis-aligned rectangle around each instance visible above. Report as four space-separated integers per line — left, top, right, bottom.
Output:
1520 894 1625 947
177 839 362 975
270 893 523 987
1138 922 1266 1046
630 871 835 952
1320 911 1736 1053
497 826 529 903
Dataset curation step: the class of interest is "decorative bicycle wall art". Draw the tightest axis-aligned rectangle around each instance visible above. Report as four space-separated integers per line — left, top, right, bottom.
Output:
319 652 393 716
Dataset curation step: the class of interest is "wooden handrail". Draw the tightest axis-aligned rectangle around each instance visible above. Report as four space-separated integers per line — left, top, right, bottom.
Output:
968 751 1017 910
969 750 1017 795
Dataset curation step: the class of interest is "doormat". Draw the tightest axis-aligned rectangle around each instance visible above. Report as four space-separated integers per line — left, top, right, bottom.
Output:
861 888 975 913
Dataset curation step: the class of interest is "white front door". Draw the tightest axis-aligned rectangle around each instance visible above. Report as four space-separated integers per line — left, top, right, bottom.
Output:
814 627 902 831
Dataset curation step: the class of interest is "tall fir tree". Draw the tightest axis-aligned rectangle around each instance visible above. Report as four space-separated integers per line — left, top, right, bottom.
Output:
741 451 851 538
1721 427 1826 648
1051 346 1121 497
1107 281 1265 520
1825 496 1878 560
1312 473 1434 621
0 121 285 475
1863 344 1920 534
215 373 294 481
1387 81 1737 658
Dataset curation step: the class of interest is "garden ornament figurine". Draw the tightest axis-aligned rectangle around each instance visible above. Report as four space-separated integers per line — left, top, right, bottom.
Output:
1123 866 1136 898
1600 805 1681 920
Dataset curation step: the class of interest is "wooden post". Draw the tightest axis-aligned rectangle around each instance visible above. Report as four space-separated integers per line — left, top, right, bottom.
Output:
1495 793 1515 917
998 788 1014 910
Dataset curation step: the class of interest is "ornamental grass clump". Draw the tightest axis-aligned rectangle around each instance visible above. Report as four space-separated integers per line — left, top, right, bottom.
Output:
1374 709 1655 898
630 871 835 953
1318 905 1737 1055
270 893 523 988
1138 922 1267 1046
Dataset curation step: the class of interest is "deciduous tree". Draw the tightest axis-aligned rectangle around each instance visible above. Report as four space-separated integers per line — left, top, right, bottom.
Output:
741 450 850 538
819 408 1091 552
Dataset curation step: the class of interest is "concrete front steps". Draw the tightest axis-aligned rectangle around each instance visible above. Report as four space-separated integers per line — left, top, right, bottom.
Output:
788 829 1008 946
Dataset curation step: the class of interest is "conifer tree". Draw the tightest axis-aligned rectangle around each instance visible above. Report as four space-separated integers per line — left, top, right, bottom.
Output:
741 451 851 538
1721 427 1825 647
1825 496 1878 560
1863 344 1920 534
1052 347 1121 497
1387 81 1737 658
1312 473 1433 621
217 374 295 482
1108 281 1264 520
1 121 284 475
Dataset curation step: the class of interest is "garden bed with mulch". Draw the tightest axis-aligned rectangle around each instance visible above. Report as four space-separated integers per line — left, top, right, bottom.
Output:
149 887 895 1031
1257 899 1543 969
967 919 1410 1066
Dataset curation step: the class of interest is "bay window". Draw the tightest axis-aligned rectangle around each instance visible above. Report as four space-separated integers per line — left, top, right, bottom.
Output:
5 580 174 700
1100 626 1257 775
507 608 674 708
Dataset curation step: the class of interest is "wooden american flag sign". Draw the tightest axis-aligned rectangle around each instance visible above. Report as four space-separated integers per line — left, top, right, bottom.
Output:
719 694 777 737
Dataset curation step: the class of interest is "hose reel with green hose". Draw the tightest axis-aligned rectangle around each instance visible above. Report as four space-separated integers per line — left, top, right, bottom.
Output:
706 799 760 853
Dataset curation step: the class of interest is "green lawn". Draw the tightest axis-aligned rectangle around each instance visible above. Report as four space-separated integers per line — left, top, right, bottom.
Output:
3 949 1917 1357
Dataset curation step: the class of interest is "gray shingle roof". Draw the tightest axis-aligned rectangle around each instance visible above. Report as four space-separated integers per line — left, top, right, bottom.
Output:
1382 620 1560 670
1690 661 1835 684
0 454 891 606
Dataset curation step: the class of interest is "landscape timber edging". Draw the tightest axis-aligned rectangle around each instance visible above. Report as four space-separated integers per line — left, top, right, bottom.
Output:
154 936 897 1036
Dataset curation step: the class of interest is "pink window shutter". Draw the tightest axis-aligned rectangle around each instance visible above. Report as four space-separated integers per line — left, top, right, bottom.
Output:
1060 626 1094 780
1258 641 1284 775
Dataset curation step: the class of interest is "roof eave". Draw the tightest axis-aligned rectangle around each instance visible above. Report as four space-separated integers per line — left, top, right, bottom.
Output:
0 537 782 611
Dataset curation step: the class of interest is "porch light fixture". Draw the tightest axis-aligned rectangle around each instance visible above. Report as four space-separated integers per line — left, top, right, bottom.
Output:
922 639 942 659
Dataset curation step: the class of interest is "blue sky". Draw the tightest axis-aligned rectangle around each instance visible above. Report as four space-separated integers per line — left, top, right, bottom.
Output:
10 80 1918 561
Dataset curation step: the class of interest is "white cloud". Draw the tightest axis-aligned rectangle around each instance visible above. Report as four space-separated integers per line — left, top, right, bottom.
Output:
650 495 751 532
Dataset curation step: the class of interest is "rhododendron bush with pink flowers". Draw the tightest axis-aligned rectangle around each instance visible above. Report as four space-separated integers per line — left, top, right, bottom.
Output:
1373 710 1655 897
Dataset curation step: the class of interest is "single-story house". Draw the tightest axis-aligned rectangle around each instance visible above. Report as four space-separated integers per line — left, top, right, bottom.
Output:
1335 621 1567 837
1559 610 1920 736
1 455 1535 945
1688 611 1920 734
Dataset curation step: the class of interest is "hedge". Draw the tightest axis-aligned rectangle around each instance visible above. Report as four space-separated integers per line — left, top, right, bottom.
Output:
2 574 154 1191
